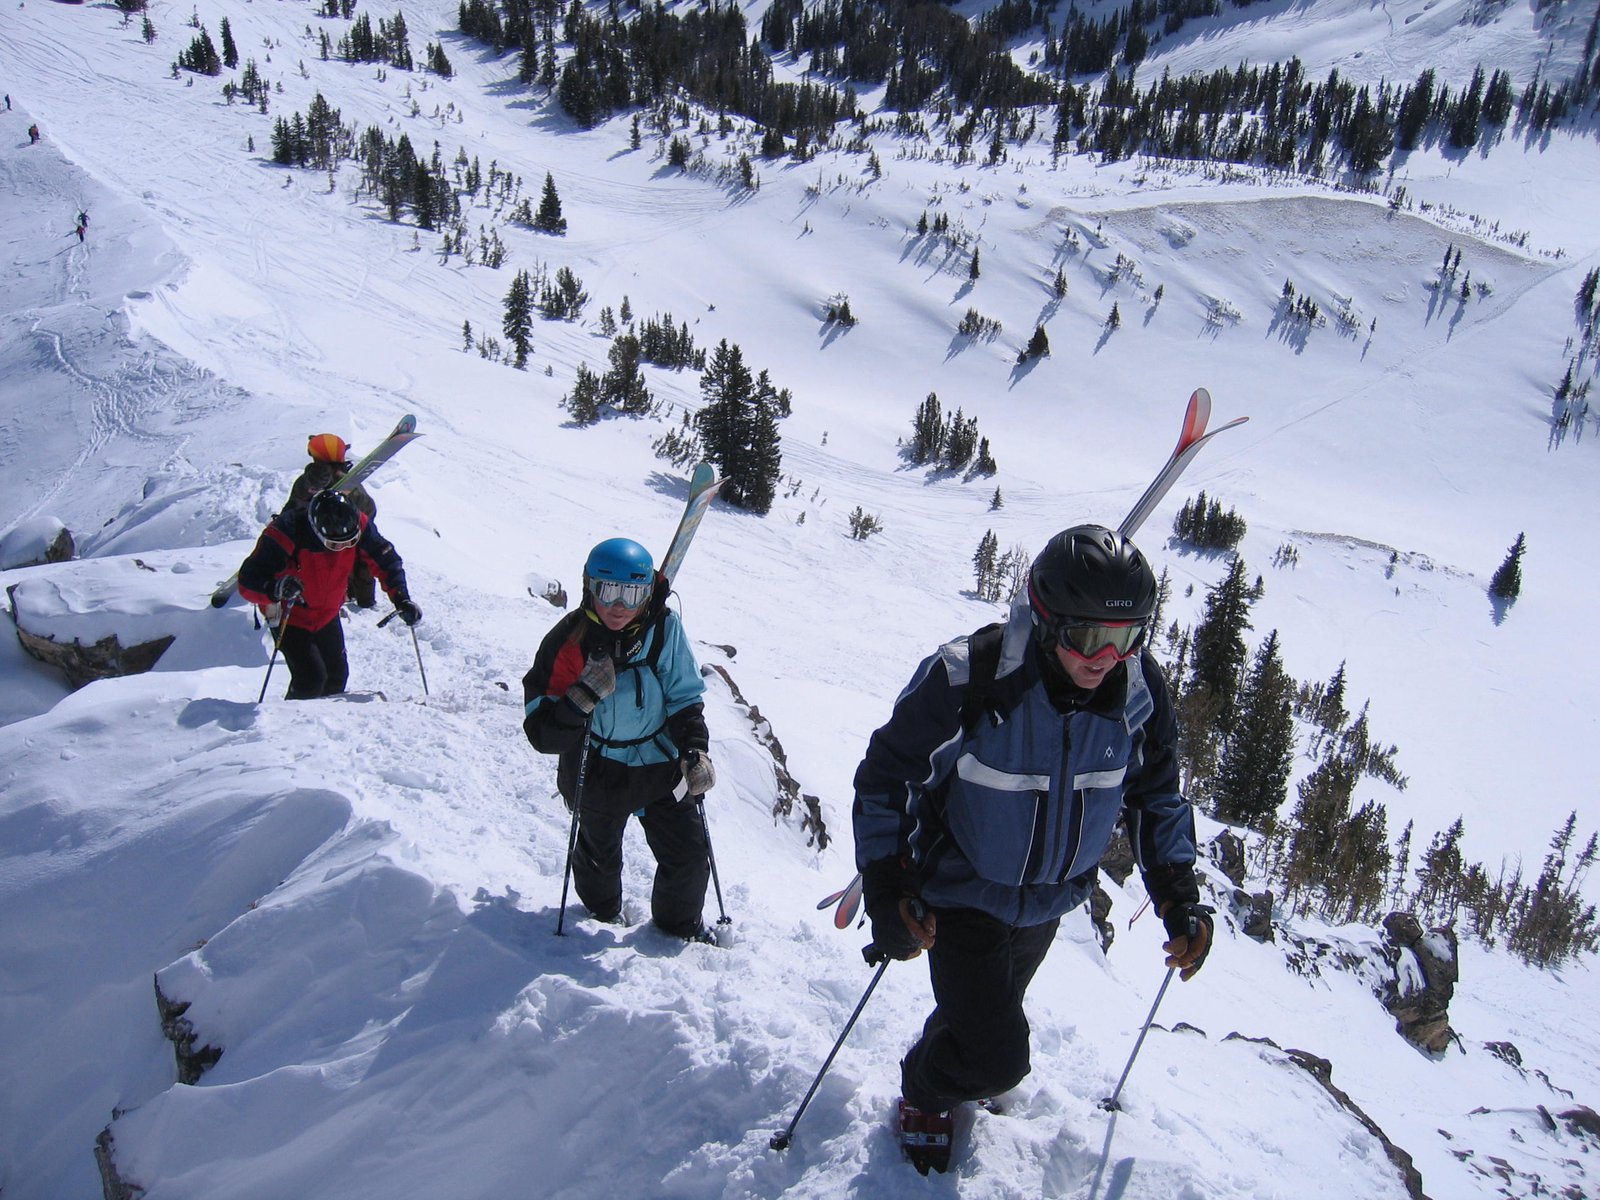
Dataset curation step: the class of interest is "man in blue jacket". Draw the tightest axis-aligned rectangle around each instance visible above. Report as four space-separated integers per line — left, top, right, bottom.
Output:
522 538 715 941
853 524 1212 1173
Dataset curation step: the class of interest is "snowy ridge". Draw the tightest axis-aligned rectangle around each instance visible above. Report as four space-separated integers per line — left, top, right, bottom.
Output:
3 0 1600 1195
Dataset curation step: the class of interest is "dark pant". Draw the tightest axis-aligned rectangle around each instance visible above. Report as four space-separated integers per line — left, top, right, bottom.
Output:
572 795 710 935
348 561 377 608
901 907 1061 1113
279 618 349 699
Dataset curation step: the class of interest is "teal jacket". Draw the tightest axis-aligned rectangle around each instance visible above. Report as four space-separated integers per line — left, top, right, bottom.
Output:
523 588 707 813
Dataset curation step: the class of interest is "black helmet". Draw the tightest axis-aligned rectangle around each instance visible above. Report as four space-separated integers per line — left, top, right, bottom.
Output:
1028 524 1156 645
307 489 361 549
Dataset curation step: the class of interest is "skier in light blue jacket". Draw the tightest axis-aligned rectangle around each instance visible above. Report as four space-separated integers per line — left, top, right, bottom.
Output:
522 538 714 940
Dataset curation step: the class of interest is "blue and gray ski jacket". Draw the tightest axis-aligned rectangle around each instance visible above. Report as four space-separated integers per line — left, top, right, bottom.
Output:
853 601 1198 927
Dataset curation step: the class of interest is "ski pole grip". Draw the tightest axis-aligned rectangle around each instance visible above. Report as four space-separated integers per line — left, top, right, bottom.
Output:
860 899 928 966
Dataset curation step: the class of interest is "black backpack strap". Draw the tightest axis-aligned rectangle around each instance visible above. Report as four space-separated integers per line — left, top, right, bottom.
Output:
958 621 1007 736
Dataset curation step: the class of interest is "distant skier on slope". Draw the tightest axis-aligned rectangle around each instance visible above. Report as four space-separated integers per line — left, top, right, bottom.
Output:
285 433 379 608
237 489 420 699
852 525 1213 1174
521 537 716 943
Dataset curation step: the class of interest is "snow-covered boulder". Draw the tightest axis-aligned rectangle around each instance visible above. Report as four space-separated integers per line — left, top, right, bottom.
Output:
0 517 74 569
6 551 268 689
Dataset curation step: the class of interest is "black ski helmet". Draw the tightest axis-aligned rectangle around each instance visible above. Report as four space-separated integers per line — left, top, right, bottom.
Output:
1027 524 1156 643
307 489 361 548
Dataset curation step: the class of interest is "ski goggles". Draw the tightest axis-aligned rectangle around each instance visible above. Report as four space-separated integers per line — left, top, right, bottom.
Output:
317 530 360 552
589 578 652 610
1056 620 1147 662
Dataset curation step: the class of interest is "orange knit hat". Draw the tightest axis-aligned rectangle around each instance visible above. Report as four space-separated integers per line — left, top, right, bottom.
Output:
307 433 349 463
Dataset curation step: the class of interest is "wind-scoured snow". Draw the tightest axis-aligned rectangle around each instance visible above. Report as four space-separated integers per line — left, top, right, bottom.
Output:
1 0 1597 1196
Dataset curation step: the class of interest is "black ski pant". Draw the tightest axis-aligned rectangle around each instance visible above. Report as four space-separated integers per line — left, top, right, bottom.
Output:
901 906 1061 1113
279 618 349 699
572 794 709 936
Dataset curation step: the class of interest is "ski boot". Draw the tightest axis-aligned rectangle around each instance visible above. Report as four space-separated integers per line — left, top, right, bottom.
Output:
897 1098 953 1175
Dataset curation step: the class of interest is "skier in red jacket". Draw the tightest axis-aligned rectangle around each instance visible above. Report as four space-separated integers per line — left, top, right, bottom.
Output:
237 490 420 699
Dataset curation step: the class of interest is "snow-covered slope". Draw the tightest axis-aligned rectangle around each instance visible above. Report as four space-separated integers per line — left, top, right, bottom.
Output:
2 0 1597 1196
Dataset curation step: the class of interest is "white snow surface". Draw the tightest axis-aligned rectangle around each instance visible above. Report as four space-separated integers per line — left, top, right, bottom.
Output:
2 0 1598 1197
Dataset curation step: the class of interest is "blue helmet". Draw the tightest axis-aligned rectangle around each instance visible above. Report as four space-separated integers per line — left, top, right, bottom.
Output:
584 537 655 611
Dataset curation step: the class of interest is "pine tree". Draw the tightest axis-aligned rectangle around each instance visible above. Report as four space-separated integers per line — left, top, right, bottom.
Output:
1317 661 1348 735
1578 268 1600 317
973 530 1001 601
178 26 222 75
1019 324 1050 362
1415 818 1467 921
601 333 650 413
532 171 567 234
972 436 997 476
695 339 755 502
502 269 533 369
969 247 981 280
741 370 785 514
1489 532 1525 601
219 17 238 69
909 392 945 464
1214 631 1296 832
989 486 1003 510
1107 302 1121 329
1186 556 1254 738
942 408 978 470
565 363 602 425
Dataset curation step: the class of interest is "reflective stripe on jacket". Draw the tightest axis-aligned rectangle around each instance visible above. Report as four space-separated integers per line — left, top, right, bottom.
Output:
853 600 1197 927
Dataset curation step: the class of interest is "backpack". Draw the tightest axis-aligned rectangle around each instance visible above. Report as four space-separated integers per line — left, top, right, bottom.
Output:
957 620 1015 736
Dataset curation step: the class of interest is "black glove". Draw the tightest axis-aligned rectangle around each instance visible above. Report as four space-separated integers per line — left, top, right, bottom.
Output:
1160 901 1215 981
681 749 715 796
862 858 930 963
393 597 422 626
273 575 304 603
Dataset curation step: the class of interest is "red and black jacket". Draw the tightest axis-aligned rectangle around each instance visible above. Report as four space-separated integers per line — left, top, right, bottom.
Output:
237 508 407 631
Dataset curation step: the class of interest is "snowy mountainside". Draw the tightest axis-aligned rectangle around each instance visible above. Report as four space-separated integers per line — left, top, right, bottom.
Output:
3 0 1600 1196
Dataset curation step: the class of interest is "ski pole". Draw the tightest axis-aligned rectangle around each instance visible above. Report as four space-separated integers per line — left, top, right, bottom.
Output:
378 608 430 697
256 599 298 703
697 797 732 930
769 954 891 1152
770 901 926 1152
1099 964 1179 1113
555 723 593 936
408 624 429 696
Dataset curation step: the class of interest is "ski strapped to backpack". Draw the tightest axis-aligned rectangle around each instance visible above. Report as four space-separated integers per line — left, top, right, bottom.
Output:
211 414 423 607
659 462 721 586
819 388 1248 925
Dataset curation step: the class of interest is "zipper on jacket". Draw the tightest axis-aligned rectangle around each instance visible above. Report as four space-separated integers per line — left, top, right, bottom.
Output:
1048 718 1075 883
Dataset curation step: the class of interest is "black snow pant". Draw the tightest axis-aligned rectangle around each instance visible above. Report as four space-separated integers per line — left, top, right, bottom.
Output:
279 617 349 699
901 906 1061 1113
348 560 377 609
572 794 709 937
